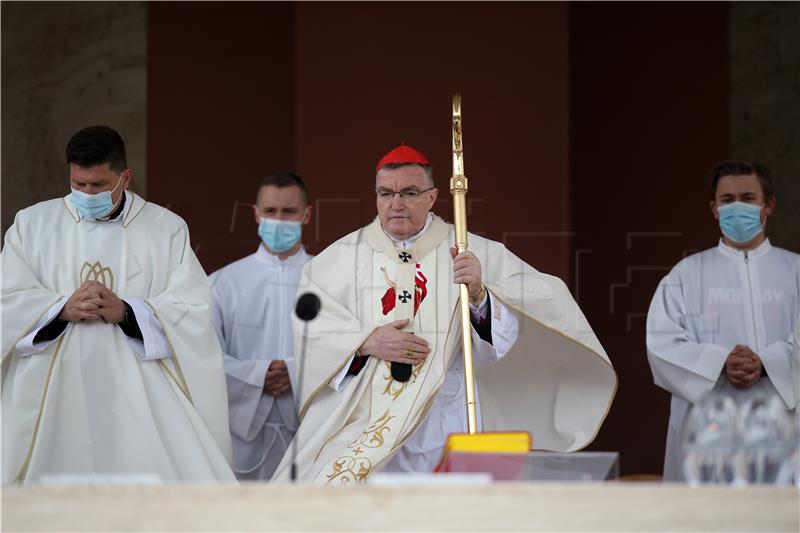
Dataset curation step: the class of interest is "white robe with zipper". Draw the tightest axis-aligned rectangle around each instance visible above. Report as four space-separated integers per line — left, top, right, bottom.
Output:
646 239 799 481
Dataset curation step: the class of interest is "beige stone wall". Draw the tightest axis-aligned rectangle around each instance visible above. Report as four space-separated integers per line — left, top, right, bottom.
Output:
1 1 146 237
730 3 800 250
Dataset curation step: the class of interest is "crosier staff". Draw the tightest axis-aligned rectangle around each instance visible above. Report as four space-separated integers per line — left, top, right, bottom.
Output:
450 94 478 434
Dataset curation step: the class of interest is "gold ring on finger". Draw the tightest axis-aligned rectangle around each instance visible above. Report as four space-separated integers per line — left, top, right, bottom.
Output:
406 350 414 358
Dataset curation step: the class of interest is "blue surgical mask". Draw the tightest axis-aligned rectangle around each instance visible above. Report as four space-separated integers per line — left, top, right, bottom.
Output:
718 202 763 244
70 173 124 220
258 217 302 253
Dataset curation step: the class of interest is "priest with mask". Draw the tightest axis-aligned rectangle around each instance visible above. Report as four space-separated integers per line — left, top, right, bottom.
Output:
273 144 617 483
2 126 234 483
646 160 799 481
211 172 312 480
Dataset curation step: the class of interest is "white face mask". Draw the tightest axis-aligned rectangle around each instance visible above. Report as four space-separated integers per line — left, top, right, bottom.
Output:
717 201 764 244
258 217 302 253
69 173 124 220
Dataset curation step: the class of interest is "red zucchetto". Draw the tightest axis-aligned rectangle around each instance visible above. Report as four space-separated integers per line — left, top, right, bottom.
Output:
375 143 430 171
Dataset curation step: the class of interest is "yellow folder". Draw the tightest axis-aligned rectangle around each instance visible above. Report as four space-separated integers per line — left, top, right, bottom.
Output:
443 431 531 455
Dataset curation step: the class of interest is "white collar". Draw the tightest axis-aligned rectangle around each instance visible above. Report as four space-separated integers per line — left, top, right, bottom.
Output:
382 213 435 250
716 237 772 262
255 243 309 266
79 191 132 224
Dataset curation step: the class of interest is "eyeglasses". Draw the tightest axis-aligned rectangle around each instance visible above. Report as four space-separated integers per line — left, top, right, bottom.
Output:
376 187 434 202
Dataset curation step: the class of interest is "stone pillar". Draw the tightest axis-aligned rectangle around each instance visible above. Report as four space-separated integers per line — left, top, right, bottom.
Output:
1 1 146 236
730 2 800 249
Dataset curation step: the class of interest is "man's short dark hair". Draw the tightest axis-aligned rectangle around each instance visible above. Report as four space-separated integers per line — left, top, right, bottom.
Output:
65 126 127 173
379 162 434 187
258 172 309 204
711 160 774 199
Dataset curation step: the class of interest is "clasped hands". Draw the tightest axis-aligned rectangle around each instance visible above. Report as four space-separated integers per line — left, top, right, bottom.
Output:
724 344 763 389
58 281 126 324
264 360 291 396
358 248 484 365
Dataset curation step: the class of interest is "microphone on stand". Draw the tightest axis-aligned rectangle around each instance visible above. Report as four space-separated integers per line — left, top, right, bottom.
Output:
295 292 321 322
391 360 413 382
291 292 321 483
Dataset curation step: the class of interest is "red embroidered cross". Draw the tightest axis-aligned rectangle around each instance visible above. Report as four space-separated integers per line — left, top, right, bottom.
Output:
381 264 428 315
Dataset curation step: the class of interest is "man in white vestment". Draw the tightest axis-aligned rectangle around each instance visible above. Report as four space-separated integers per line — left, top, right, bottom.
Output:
211 172 312 480
273 144 617 483
646 160 799 481
1 126 234 483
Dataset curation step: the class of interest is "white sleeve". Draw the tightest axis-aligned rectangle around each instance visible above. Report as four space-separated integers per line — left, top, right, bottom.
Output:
469 290 490 320
14 296 68 356
759 331 797 410
225 354 273 440
472 293 520 368
329 354 356 391
123 298 170 360
209 280 274 440
646 272 730 404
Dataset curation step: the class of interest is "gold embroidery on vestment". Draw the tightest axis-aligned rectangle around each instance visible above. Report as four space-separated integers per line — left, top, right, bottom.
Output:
79 261 114 290
382 360 424 401
352 409 394 449
325 410 395 485
325 456 372 485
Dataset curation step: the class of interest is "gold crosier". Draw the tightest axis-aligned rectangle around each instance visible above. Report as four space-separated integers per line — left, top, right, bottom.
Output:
451 94 477 434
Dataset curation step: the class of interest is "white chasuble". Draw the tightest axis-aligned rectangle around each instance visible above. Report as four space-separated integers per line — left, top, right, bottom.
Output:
1 193 235 483
273 215 617 484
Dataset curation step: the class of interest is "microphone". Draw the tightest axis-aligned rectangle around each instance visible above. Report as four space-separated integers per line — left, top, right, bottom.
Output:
391 360 412 382
295 292 321 321
291 291 321 482
391 323 414 382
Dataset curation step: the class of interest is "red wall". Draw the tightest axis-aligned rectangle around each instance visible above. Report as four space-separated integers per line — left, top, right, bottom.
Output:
570 2 729 474
293 2 572 280
148 2 730 476
149 1 572 278
148 2 296 271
